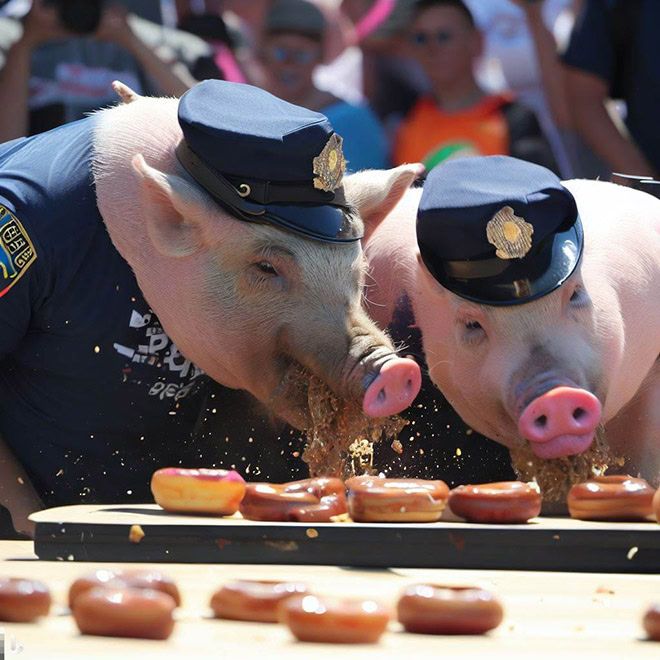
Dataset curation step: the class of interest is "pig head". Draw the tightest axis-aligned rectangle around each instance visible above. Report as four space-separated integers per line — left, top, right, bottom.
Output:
92 95 422 428
365 179 660 487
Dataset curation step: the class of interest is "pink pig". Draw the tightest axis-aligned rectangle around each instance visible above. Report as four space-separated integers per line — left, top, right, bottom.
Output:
92 91 422 427
364 169 660 493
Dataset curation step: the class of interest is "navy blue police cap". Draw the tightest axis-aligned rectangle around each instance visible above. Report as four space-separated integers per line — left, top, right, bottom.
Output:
416 156 583 305
176 80 358 243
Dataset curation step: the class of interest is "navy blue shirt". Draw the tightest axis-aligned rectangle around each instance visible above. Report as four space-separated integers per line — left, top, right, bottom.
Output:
563 0 660 172
0 118 209 506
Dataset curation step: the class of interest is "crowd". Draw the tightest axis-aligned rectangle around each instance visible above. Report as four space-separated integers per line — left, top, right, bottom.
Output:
0 0 658 182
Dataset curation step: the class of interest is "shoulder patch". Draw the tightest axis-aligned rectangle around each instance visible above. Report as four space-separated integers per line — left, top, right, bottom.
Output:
0 204 37 298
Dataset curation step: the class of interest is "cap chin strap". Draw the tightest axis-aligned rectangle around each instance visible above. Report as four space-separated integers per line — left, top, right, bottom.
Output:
176 139 348 209
175 140 266 219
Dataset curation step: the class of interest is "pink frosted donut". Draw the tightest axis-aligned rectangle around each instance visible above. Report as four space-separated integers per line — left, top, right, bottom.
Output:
151 467 245 514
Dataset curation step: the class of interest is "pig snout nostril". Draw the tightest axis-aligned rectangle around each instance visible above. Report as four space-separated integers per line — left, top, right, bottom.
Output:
377 388 387 402
534 414 547 428
573 407 586 421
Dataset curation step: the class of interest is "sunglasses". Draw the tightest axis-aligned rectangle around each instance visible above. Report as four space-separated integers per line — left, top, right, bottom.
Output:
409 30 454 46
267 46 318 64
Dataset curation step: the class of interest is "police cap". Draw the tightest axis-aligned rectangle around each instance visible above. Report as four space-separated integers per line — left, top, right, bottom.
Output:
176 80 357 243
416 156 583 305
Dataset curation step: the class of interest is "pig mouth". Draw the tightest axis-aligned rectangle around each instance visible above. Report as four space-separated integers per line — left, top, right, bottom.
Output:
509 424 617 501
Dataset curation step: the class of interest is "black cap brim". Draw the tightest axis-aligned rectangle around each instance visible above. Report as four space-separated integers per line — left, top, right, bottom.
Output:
421 217 584 306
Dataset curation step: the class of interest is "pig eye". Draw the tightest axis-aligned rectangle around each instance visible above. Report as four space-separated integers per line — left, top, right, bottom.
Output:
465 320 482 331
255 260 278 276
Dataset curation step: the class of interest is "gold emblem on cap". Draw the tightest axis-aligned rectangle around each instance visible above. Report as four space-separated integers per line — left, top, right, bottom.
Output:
313 133 347 192
486 206 534 259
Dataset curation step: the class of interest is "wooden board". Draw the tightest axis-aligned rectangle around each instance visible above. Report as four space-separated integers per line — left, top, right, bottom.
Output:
2 540 660 660
30 504 660 573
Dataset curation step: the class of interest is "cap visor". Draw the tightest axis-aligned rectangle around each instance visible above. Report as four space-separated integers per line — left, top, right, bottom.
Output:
263 203 362 243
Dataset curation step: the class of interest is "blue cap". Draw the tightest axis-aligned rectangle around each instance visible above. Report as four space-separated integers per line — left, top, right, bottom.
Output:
176 80 359 243
416 156 583 305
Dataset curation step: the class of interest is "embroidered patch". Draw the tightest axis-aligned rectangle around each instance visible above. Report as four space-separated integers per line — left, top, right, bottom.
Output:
0 205 36 298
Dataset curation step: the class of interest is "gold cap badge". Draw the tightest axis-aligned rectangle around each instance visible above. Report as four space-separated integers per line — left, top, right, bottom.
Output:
486 206 534 259
313 133 347 192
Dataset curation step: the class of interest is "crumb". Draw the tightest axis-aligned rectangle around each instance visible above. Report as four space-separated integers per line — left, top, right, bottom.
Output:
305 528 319 539
391 439 403 454
329 513 352 523
129 524 145 543
627 546 638 560
595 585 615 595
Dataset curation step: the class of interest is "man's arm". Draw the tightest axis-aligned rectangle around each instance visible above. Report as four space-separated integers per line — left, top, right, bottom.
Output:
564 66 656 177
97 6 195 97
514 0 572 129
0 1 70 142
0 431 42 538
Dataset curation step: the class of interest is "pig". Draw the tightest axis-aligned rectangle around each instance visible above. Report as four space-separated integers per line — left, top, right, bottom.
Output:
0 81 423 534
360 172 660 497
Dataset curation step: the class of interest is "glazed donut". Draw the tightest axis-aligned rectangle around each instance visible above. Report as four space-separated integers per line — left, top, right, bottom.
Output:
288 494 347 523
239 477 347 522
447 481 541 524
643 604 660 641
567 475 656 521
653 487 660 523
72 586 176 640
0 577 51 622
279 594 390 643
211 579 308 622
346 476 449 522
69 569 181 608
151 467 246 515
397 584 504 635
68 569 123 609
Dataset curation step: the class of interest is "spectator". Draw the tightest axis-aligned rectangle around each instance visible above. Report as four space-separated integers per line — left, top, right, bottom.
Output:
0 0 222 142
562 0 659 179
392 0 557 172
259 0 389 171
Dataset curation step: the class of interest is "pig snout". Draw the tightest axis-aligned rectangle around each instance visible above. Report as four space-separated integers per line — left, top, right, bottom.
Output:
362 357 422 417
517 386 602 459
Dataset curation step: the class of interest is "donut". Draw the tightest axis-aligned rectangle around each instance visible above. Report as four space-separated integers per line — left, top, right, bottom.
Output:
397 584 504 635
653 487 660 523
447 481 542 524
72 586 176 640
68 569 123 609
643 604 660 641
151 467 246 515
239 477 347 522
211 579 308 623
279 594 390 643
345 476 449 522
0 577 51 622
567 475 656 521
69 569 181 608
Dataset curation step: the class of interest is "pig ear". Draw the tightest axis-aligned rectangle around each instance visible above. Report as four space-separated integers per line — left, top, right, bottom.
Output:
132 154 215 258
343 163 425 242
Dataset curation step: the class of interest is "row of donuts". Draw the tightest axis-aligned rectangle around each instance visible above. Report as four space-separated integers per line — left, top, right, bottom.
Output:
2 571 659 643
151 469 660 523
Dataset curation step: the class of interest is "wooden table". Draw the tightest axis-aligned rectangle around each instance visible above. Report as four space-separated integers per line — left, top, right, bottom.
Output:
1 540 658 659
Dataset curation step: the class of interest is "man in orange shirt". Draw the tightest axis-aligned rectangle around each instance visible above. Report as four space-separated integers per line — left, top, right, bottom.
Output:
393 0 556 172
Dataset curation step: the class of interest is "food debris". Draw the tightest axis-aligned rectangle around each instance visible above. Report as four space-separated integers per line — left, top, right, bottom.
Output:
391 439 403 454
595 585 615 595
329 513 352 523
627 546 639 560
128 524 145 543
17 477 24 485
306 528 319 539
